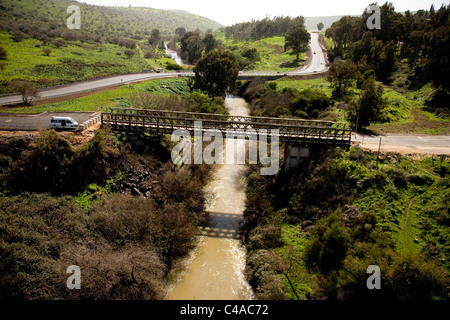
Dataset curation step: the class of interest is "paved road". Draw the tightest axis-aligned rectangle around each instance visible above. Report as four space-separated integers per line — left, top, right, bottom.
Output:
0 32 328 106
288 32 329 75
353 134 450 155
0 73 176 106
0 112 96 130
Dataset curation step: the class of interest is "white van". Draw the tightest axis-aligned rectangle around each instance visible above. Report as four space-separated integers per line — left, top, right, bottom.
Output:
50 116 79 130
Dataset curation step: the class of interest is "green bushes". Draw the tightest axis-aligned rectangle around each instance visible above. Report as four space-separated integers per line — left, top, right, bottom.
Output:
337 243 449 300
290 89 331 118
165 61 183 71
305 211 351 272
243 148 450 300
242 79 332 119
5 128 119 194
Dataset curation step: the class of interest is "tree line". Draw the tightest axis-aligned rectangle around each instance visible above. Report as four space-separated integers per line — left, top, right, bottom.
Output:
325 3 450 110
223 16 306 41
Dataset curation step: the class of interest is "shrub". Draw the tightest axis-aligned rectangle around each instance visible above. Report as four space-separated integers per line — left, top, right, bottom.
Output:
165 61 183 70
43 48 52 56
12 80 40 104
0 46 7 60
59 241 166 300
124 49 135 58
304 211 351 273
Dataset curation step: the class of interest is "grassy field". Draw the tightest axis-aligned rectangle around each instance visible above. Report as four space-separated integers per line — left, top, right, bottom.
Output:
273 78 449 134
219 36 307 72
2 78 190 114
0 32 154 91
367 84 450 135
275 78 333 95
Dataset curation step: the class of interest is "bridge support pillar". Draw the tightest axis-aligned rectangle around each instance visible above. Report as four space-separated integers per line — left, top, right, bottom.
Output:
284 144 311 172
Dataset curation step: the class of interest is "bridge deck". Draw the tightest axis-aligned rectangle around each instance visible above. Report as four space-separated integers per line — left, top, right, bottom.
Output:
101 108 352 146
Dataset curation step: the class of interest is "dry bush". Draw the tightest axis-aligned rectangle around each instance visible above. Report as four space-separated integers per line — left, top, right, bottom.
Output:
59 241 165 300
90 194 161 248
91 193 199 272
156 203 198 268
129 93 188 111
155 163 206 218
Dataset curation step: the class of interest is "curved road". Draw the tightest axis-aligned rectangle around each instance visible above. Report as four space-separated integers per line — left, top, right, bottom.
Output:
289 32 328 75
0 32 328 106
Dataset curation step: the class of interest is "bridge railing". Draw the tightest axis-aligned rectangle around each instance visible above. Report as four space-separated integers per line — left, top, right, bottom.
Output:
107 107 345 127
101 108 352 145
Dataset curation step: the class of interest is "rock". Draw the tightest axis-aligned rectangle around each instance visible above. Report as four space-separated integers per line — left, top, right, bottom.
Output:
131 187 144 197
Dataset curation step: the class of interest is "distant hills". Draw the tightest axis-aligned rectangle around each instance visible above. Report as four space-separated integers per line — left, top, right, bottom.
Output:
0 0 223 37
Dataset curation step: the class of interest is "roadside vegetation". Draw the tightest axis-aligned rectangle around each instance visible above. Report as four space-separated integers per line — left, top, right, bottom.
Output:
218 16 310 71
219 36 307 72
235 73 449 135
2 78 228 115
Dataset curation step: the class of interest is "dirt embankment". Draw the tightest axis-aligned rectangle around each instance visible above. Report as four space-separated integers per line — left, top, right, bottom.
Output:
0 122 101 146
353 141 449 160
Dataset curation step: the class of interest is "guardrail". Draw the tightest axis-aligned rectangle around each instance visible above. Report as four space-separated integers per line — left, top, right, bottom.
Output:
79 113 102 130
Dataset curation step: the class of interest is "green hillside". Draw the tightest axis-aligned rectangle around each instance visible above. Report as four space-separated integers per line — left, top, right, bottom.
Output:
0 0 222 37
0 0 223 94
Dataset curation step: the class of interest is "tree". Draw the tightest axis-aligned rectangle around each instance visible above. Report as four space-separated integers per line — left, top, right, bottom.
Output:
326 60 359 96
317 22 324 31
347 76 385 130
422 8 450 94
148 29 161 46
194 49 239 97
325 16 360 56
0 46 7 60
284 23 310 62
430 4 436 17
13 80 40 105
305 211 351 273
43 48 52 56
175 27 186 39
202 34 218 54
180 32 203 64
124 49 135 59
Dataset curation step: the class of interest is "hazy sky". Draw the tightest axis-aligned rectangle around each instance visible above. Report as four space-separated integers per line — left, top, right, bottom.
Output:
77 0 449 25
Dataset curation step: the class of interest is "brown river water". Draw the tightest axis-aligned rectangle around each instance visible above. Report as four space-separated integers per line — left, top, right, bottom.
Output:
164 96 255 300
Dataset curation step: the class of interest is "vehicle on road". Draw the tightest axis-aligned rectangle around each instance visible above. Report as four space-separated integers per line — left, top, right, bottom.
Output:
50 116 79 131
